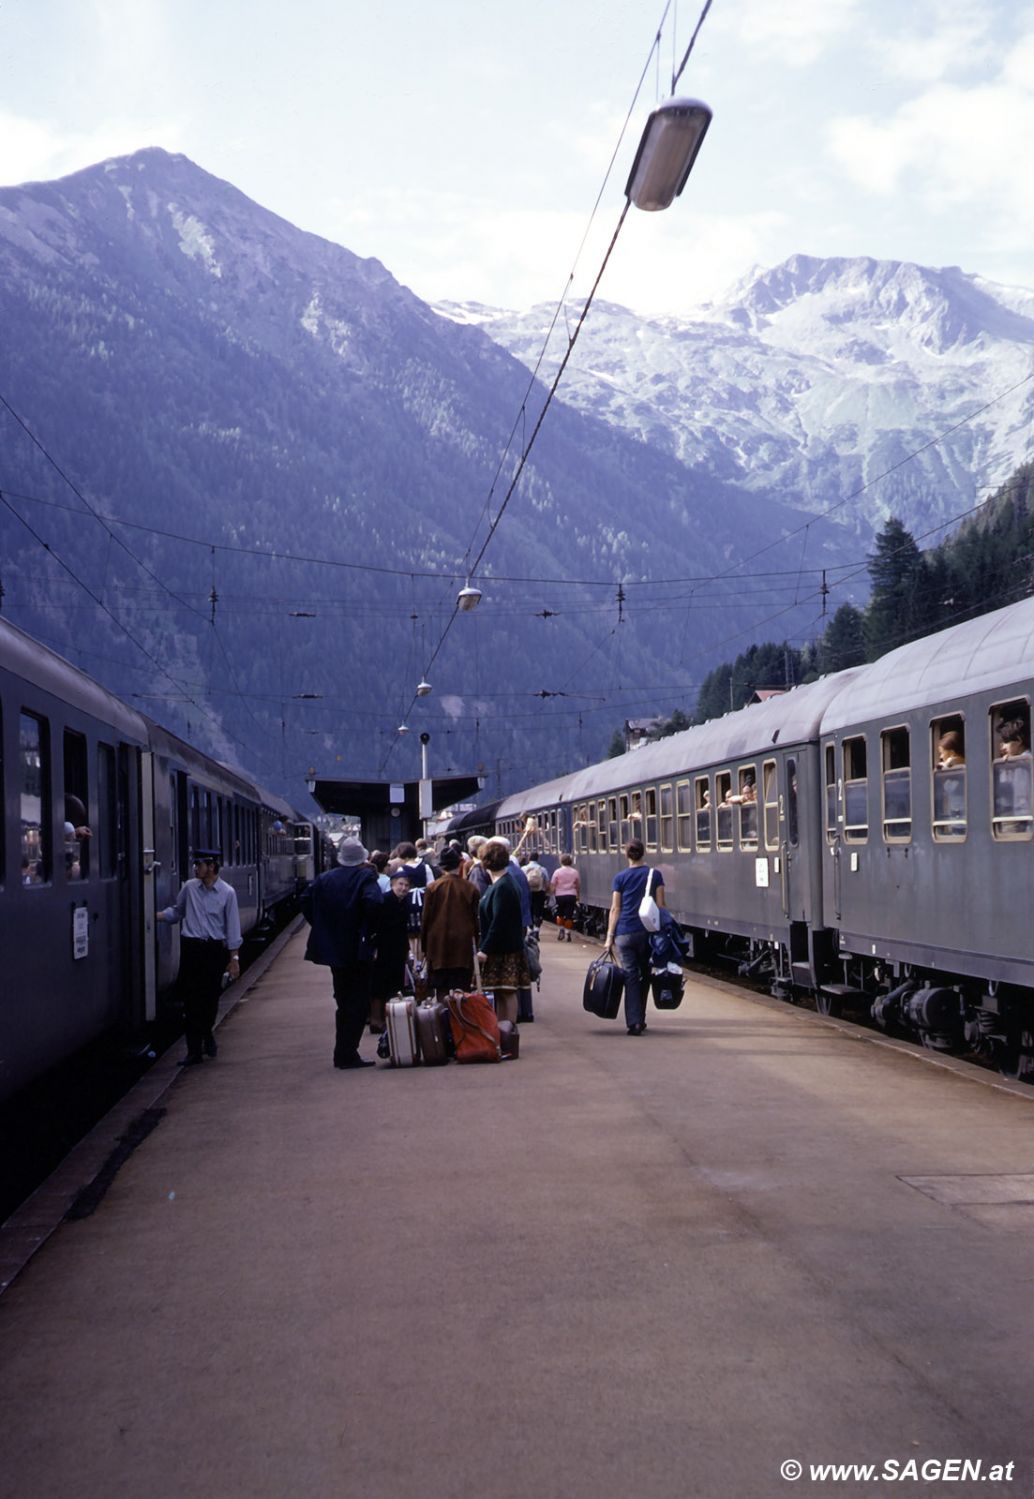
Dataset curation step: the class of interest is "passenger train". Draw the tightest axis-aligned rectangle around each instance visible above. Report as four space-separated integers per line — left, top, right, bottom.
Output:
449 596 1034 1081
0 616 326 1103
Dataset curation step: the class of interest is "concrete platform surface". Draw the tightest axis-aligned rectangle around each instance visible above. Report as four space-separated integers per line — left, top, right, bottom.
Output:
2 930 1034 1499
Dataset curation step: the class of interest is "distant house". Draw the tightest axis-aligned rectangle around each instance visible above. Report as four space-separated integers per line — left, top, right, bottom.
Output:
747 687 788 706
625 716 664 751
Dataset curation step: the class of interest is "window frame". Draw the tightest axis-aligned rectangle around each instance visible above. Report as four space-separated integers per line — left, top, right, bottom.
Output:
19 709 52 886
842 735 869 844
676 778 694 852
931 713 967 843
880 724 912 844
659 782 674 853
762 759 779 850
990 699 1033 842
736 763 758 850
715 770 733 851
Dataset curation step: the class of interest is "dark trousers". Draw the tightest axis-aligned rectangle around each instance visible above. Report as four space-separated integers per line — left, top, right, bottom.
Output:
331 962 373 1065
431 966 472 998
179 937 228 1057
615 931 652 1029
530 891 546 927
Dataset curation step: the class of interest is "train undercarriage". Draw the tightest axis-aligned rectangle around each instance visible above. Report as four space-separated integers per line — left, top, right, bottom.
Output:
570 903 1034 1085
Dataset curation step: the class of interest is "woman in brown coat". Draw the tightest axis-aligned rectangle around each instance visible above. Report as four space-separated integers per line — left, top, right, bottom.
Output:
420 845 482 996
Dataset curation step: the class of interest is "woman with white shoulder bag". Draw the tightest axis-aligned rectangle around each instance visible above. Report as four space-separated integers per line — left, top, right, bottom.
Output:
603 839 665 1036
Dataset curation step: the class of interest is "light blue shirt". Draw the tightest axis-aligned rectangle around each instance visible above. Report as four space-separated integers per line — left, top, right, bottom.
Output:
160 877 243 950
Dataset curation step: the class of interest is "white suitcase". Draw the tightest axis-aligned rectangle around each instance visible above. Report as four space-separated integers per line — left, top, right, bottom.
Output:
385 996 420 1067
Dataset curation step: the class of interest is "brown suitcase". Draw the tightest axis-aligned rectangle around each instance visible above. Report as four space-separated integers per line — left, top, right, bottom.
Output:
415 999 450 1065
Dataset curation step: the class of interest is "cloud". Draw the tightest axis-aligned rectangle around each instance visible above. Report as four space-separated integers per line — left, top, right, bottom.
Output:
826 30 1034 250
0 110 187 189
877 6 998 83
711 0 861 66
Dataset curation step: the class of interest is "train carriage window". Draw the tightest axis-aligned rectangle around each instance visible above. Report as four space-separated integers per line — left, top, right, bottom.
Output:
735 766 758 849
881 727 911 842
843 736 868 842
597 800 607 853
644 787 658 850
628 790 643 849
716 772 733 849
824 742 837 843
551 809 559 853
659 783 674 852
991 701 1032 841
190 785 201 853
763 760 779 850
93 746 117 879
19 712 50 884
608 797 618 850
693 777 710 849
676 779 693 850
63 729 90 881
619 793 631 847
932 714 967 841
786 757 799 848
572 806 585 855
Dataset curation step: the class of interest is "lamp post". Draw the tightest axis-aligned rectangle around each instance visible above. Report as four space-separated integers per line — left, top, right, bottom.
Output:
625 97 712 211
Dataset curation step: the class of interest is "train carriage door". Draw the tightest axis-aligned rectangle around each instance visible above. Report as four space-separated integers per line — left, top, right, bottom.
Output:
140 751 158 1022
779 755 802 920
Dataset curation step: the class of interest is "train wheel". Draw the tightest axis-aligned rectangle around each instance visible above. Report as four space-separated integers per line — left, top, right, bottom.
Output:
999 1024 1034 1083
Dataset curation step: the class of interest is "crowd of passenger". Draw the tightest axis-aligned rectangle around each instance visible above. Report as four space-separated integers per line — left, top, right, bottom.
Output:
300 823 556 1069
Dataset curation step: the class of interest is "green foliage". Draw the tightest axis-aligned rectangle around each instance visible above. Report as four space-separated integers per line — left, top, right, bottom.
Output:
688 462 1034 725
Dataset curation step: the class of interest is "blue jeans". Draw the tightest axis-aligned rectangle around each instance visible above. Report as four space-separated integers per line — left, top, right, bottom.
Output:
615 931 651 1029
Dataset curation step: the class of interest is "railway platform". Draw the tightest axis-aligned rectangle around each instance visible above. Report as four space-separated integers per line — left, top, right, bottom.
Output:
2 927 1034 1499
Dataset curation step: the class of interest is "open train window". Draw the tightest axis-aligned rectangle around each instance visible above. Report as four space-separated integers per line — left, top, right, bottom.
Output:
823 742 836 843
598 799 608 853
644 787 658 850
693 777 710 849
991 700 1032 841
587 802 598 853
931 714 966 840
842 736 868 842
62 729 90 881
881 727 911 842
19 712 50 884
608 797 618 850
735 765 758 849
676 779 693 850
763 760 779 850
659 783 674 851
715 772 733 849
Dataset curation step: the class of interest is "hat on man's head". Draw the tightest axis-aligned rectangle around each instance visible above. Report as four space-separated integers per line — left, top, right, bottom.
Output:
438 845 462 871
337 837 369 867
193 849 222 865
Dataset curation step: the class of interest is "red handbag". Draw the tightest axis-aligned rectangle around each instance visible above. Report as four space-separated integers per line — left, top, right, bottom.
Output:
447 991 502 1064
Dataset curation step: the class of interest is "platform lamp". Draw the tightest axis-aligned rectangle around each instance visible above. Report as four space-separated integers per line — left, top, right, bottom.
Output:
625 97 712 212
457 580 482 612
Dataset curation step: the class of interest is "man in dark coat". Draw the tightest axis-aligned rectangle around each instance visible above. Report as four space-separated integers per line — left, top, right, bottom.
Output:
420 845 481 995
300 837 383 1069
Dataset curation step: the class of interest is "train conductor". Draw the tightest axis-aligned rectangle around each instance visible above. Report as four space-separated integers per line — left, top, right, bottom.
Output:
157 848 242 1065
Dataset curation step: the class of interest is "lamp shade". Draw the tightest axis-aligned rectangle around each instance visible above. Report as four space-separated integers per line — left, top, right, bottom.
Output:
625 97 712 211
457 583 482 612
416 680 432 697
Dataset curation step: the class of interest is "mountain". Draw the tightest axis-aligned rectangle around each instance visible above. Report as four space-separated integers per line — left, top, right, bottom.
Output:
0 150 849 800
441 255 1034 541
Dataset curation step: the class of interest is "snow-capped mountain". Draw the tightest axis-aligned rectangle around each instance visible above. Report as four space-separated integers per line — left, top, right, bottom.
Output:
439 255 1034 539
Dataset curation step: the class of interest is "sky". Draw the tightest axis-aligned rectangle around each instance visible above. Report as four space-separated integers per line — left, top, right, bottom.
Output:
2 0 1034 318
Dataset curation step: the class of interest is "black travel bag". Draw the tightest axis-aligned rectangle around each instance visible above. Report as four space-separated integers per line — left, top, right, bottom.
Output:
650 970 684 1011
583 953 625 1019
